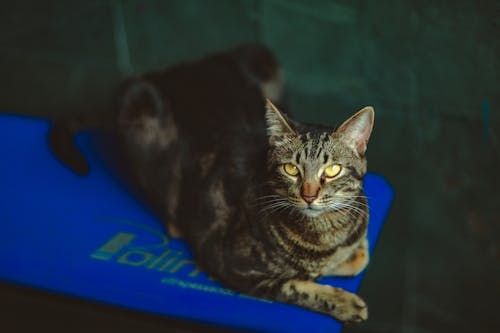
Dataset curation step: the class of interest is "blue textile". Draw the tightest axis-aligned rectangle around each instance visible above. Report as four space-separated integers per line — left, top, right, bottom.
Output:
0 114 394 333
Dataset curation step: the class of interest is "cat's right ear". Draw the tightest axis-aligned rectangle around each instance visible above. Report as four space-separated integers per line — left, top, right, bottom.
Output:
265 99 297 145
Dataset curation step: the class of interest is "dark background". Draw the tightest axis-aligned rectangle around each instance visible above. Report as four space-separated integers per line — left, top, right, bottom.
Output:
1 1 499 332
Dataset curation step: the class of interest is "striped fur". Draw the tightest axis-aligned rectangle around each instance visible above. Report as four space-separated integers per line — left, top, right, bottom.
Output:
184 101 374 323
49 45 375 323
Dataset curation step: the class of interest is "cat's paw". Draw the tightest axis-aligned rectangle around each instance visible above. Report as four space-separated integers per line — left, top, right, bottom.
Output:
330 289 368 323
280 280 368 323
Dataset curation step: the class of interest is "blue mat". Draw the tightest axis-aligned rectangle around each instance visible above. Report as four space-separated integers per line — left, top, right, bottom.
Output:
0 114 394 333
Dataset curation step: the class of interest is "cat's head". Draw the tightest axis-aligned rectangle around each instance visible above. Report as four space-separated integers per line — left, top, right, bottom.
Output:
265 100 374 218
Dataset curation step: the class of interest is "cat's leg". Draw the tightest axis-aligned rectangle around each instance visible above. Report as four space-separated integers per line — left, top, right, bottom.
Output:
329 238 369 277
264 279 368 322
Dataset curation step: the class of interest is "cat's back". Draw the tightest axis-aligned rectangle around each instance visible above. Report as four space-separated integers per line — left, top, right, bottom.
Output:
114 44 283 244
143 45 280 148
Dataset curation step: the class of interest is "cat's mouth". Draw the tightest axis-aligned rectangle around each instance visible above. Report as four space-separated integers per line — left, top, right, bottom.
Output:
300 205 325 218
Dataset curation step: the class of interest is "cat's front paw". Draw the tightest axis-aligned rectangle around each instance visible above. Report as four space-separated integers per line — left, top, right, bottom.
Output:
330 289 368 323
279 280 368 323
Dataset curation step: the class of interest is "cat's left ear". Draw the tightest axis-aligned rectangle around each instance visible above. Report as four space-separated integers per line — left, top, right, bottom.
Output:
265 99 297 145
336 106 375 157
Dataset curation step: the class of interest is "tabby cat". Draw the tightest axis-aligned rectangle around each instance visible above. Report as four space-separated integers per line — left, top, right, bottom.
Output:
50 44 374 323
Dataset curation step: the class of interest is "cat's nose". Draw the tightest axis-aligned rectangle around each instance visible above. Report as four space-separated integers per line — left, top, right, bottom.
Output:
301 182 320 203
302 194 318 203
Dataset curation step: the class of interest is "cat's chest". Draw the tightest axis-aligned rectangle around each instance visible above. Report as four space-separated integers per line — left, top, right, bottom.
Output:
268 221 358 275
294 243 359 277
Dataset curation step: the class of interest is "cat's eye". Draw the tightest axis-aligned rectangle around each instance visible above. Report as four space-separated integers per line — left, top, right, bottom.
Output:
323 164 342 178
283 163 299 177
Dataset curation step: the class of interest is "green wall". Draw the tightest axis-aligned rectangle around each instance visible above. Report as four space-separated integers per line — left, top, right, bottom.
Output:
1 1 499 331
1 1 497 122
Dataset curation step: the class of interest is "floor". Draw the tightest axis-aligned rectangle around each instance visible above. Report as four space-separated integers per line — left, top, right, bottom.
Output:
0 1 499 332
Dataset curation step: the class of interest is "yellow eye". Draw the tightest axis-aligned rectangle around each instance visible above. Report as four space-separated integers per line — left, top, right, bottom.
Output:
323 164 342 178
283 163 299 176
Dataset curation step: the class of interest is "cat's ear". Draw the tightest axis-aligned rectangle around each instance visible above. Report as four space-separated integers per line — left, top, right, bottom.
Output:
336 106 374 157
265 99 297 145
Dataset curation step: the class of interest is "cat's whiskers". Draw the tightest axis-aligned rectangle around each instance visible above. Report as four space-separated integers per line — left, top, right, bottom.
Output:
323 197 368 221
334 193 379 206
255 194 282 200
333 193 368 201
258 200 287 212
332 194 368 207
252 194 286 208
333 194 367 199
265 204 293 218
253 198 284 207
340 204 367 221
258 194 307 219
340 199 370 215
258 199 294 218
253 195 282 204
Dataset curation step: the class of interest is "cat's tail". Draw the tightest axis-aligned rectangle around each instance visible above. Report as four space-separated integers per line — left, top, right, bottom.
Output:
48 112 113 176
233 43 285 106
